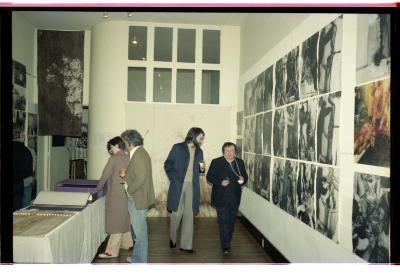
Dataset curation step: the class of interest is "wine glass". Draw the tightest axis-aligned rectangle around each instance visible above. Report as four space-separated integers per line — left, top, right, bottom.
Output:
119 169 126 184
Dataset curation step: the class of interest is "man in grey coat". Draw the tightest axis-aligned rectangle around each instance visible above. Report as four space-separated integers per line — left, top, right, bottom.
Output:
122 129 155 263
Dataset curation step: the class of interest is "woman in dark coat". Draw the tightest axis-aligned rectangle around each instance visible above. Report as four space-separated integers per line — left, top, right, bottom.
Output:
97 136 133 258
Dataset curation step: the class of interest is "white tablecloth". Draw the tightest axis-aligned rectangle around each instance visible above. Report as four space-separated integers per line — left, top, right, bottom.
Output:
13 197 107 263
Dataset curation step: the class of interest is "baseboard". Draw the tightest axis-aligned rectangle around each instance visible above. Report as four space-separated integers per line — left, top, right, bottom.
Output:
237 214 289 263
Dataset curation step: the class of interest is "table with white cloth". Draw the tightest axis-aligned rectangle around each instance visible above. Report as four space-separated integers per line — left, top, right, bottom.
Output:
13 197 107 263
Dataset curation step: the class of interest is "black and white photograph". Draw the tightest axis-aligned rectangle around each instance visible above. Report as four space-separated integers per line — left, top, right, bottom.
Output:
243 118 250 153
243 153 255 191
27 113 38 137
300 32 319 99
285 46 300 104
274 57 287 108
317 91 341 165
255 114 263 154
13 85 26 111
316 166 339 243
13 60 27 88
237 111 243 136
263 65 273 111
282 160 298 217
260 156 271 201
356 14 390 85
318 16 343 94
299 98 317 161
296 163 316 229
14 110 26 135
352 172 390 262
285 104 298 159
255 71 265 113
273 108 285 157
244 78 257 117
253 154 264 196
236 139 242 159
262 112 272 155
354 79 390 168
249 116 256 153
272 158 285 207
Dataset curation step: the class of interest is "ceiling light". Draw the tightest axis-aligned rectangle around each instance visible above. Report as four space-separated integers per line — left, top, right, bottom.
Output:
127 12 133 17
132 36 138 44
103 12 109 19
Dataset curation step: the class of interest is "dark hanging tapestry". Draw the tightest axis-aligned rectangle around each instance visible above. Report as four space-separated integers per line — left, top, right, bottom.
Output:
37 30 84 136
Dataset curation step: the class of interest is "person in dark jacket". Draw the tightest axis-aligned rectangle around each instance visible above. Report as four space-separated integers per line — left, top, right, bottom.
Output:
206 142 248 255
13 125 33 212
164 127 205 253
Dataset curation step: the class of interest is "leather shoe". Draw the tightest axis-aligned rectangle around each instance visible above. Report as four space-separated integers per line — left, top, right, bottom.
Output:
223 248 230 256
170 239 176 249
126 257 132 263
98 252 118 258
180 248 195 254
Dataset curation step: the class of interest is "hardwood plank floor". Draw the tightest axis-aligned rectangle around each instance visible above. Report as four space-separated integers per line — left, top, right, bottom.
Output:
92 217 276 264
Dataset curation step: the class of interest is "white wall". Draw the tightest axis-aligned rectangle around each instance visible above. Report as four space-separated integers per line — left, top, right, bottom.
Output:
87 21 241 203
238 13 390 262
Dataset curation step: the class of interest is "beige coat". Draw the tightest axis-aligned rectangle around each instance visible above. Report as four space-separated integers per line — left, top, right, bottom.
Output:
126 146 156 209
97 151 131 234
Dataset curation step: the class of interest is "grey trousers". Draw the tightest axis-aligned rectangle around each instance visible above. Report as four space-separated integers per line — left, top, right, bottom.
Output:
170 181 193 250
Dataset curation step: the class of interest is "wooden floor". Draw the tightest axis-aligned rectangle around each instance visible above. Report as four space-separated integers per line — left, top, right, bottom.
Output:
92 217 276 264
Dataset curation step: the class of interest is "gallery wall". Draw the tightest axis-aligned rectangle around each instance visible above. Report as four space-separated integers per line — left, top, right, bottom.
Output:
238 13 390 262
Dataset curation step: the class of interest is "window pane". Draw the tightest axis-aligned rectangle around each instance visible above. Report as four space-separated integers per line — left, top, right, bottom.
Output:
177 29 196 63
176 69 195 104
127 67 146 101
154 27 173 62
202 70 220 104
153 68 172 102
128 26 147 60
202 30 220 64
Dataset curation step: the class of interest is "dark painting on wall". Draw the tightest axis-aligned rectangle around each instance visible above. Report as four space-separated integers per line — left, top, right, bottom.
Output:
273 108 285 157
263 65 273 111
316 91 341 166
244 78 257 117
272 157 285 207
262 112 272 155
299 98 317 162
300 32 319 99
282 160 298 217
285 104 298 159
13 110 26 137
253 154 263 196
260 156 271 201
297 163 316 229
249 116 256 153
13 60 26 88
316 166 339 243
274 57 286 108
243 153 255 191
27 113 38 137
255 114 263 154
354 79 390 168
318 16 343 94
13 85 26 111
255 71 265 114
352 172 390 262
37 30 84 136
236 138 242 159
237 111 243 136
285 46 300 104
356 14 390 85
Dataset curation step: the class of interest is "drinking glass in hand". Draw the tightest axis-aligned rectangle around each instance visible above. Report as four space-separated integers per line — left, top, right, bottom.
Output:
199 160 206 173
119 169 126 184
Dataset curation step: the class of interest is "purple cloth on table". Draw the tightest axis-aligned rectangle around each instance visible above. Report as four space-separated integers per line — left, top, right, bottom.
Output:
55 179 107 200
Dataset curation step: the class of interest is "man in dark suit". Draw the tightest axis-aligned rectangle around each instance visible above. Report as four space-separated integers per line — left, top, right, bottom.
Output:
206 142 248 255
164 127 205 253
121 129 155 263
13 125 33 212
